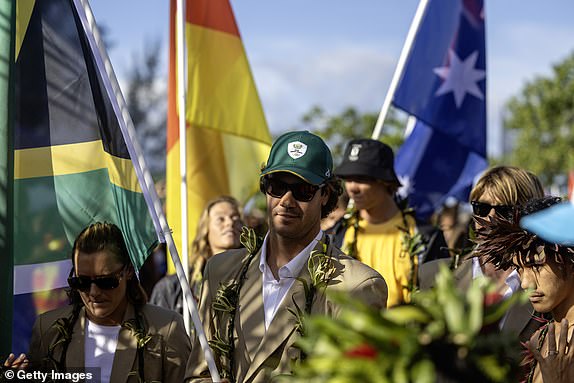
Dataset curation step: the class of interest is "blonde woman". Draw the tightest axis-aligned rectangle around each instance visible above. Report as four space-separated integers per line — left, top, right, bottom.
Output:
150 196 243 314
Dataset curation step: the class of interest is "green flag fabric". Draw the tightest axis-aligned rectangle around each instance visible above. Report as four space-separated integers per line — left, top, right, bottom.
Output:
10 0 158 353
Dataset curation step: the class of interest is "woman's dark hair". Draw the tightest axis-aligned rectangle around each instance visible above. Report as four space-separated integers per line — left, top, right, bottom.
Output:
321 177 344 219
69 222 147 306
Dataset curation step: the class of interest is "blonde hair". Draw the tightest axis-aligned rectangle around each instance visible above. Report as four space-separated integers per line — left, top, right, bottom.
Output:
469 166 544 205
189 196 242 278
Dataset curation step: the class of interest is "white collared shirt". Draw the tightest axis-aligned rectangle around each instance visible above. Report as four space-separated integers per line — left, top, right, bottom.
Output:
259 231 322 330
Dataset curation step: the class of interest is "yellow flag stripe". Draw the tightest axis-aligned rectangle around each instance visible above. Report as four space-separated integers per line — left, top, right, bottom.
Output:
185 24 271 144
15 0 36 60
15 141 141 193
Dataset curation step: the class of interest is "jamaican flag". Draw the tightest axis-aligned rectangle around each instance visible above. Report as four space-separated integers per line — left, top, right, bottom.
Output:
2 0 158 354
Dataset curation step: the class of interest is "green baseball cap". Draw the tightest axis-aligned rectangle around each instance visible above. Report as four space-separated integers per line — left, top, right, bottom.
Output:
260 131 333 185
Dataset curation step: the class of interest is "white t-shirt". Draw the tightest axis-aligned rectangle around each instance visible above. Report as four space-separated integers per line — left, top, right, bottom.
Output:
85 319 121 383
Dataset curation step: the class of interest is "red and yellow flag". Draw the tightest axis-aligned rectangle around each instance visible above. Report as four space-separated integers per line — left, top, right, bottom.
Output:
166 0 271 272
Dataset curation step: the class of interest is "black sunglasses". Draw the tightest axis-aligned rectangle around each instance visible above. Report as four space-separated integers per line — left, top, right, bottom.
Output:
261 177 323 202
471 201 514 219
68 267 125 292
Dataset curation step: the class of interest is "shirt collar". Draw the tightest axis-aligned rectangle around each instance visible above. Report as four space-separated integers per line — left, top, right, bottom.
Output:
259 230 323 279
472 257 521 297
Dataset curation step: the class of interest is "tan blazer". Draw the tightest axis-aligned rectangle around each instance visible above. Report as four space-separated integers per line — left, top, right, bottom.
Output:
28 303 191 382
186 235 388 383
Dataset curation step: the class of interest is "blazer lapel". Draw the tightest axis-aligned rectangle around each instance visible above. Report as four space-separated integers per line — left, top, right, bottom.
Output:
238 250 266 362
66 307 86 369
502 300 533 335
244 248 313 381
110 304 138 383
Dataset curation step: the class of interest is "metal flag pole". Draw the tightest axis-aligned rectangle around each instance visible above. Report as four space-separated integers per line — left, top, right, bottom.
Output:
74 0 221 381
176 0 192 338
371 0 430 140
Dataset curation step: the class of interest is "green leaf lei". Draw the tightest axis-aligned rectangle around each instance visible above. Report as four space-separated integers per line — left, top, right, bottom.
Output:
209 226 263 382
289 238 337 336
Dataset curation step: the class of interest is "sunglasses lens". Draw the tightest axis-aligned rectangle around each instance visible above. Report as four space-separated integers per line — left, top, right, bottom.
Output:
68 276 91 291
264 178 319 202
471 201 513 219
291 183 318 202
94 277 120 290
68 275 121 291
265 178 288 199
494 206 514 220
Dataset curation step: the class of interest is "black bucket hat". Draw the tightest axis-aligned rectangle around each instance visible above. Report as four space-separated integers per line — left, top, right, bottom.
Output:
335 138 401 185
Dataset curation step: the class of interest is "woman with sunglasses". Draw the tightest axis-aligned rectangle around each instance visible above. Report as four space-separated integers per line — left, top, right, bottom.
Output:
420 166 544 332
20 222 190 383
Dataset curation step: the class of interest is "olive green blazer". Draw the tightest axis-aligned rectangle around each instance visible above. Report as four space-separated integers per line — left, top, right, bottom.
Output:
28 303 191 382
186 234 388 383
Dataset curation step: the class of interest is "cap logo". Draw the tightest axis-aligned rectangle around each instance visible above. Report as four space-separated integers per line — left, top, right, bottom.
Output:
349 144 362 161
287 141 307 159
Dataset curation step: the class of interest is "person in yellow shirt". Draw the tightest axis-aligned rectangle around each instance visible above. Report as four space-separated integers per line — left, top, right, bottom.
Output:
334 138 447 306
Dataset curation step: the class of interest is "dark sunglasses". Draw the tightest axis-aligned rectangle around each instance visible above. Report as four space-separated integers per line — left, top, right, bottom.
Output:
471 201 514 219
68 267 125 292
260 177 323 202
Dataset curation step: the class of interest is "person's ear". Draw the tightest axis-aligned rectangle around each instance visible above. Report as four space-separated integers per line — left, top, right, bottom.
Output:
124 265 135 280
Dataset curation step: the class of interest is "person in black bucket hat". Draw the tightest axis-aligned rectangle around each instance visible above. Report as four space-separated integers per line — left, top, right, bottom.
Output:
335 138 401 185
332 138 447 307
185 131 387 382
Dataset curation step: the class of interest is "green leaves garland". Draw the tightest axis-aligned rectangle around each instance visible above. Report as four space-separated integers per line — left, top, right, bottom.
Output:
289 265 527 383
209 226 263 382
288 238 337 338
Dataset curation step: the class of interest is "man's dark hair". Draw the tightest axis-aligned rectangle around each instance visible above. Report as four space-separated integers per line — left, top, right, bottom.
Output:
321 177 343 219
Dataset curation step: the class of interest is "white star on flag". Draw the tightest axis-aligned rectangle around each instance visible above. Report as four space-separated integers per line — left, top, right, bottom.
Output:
397 174 414 199
433 49 486 108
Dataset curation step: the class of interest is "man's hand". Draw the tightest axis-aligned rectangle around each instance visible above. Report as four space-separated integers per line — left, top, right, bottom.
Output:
528 319 574 383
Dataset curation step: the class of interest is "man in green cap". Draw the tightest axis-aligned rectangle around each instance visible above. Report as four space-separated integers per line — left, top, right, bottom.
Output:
186 131 388 383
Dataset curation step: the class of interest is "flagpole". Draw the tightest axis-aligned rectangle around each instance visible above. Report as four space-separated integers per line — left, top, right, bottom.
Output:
371 0 430 140
74 1 221 381
176 0 192 338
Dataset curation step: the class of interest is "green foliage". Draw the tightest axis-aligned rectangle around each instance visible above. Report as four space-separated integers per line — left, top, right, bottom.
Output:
503 51 574 186
299 106 406 165
290 265 526 383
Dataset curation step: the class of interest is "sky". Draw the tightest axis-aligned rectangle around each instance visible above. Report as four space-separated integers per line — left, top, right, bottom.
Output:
89 1 574 158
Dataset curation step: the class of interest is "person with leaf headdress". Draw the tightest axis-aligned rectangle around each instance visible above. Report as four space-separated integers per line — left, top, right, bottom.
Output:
474 196 574 383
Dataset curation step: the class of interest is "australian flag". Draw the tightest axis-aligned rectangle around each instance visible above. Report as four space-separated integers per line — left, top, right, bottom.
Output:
393 0 487 220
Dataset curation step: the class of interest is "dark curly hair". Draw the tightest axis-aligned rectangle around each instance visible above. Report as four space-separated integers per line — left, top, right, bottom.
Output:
320 176 343 219
473 196 574 270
